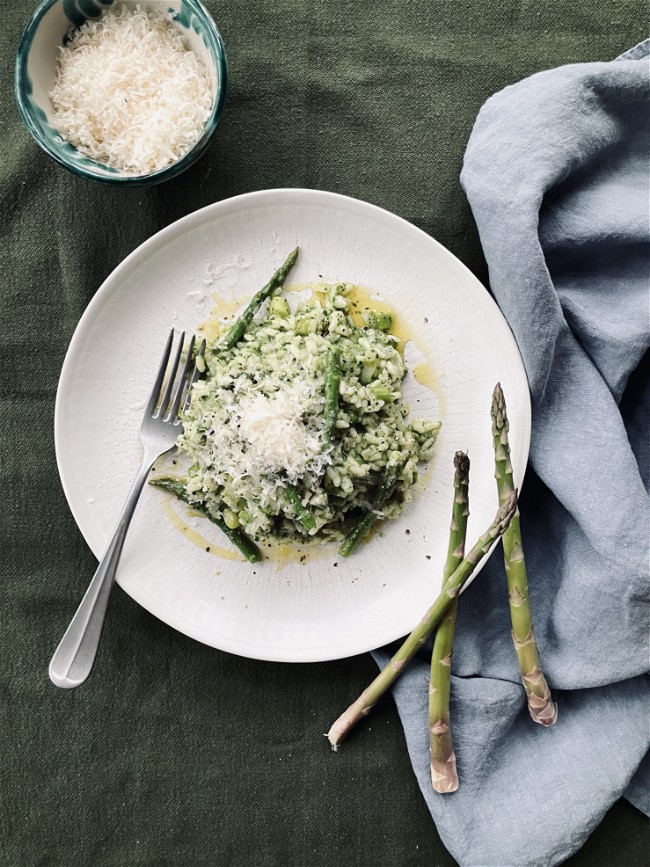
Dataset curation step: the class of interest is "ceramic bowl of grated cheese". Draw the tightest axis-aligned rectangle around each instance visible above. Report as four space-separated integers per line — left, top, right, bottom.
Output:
15 0 227 185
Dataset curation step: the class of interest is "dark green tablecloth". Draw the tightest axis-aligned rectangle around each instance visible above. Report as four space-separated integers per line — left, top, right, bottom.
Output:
2 2 648 865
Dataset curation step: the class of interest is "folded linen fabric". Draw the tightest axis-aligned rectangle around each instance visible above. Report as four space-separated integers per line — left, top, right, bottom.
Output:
373 39 650 867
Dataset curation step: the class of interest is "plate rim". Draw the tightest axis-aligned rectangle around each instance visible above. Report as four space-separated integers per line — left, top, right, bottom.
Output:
54 187 531 662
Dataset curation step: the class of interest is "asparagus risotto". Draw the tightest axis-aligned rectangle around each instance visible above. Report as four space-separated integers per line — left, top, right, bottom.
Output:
164 249 440 554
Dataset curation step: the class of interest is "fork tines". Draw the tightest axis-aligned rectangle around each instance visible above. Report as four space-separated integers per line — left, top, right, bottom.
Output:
146 329 205 424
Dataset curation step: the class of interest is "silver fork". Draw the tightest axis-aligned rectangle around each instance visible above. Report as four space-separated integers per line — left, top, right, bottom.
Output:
49 329 204 689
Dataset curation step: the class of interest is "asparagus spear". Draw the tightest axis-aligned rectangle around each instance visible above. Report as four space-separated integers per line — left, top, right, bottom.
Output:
150 478 262 563
491 383 557 726
429 451 469 793
322 346 341 446
327 490 517 749
284 485 316 531
220 247 299 350
338 464 402 557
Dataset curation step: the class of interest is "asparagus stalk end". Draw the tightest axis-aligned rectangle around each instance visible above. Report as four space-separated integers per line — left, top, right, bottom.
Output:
430 750 460 793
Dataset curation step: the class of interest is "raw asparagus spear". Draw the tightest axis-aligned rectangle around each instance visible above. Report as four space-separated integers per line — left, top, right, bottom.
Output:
150 478 262 563
338 464 401 557
491 383 557 726
284 485 316 531
327 490 517 748
322 346 341 446
220 247 299 350
429 451 469 793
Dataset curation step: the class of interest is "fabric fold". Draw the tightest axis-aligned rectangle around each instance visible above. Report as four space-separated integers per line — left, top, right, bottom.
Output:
373 40 650 867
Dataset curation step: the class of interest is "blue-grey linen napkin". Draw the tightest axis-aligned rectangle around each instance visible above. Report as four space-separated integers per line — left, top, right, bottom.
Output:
373 40 650 867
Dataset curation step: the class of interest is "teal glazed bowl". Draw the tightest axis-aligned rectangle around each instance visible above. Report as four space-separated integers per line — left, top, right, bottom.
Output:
15 0 228 185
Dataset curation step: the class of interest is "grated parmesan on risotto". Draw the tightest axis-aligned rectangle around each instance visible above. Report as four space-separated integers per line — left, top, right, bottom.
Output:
176 282 441 543
49 4 213 174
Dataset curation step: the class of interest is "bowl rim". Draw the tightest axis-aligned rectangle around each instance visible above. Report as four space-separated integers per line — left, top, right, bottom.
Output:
14 0 228 186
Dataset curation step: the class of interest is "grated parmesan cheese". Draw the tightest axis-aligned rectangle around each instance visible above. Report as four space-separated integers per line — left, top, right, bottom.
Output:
49 4 214 174
193 377 330 507
231 390 326 480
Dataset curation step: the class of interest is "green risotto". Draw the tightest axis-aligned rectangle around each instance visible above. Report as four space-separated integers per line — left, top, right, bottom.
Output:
156 250 440 558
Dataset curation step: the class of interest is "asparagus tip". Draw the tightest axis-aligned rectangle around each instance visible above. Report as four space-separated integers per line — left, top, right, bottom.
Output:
453 450 470 476
491 382 507 432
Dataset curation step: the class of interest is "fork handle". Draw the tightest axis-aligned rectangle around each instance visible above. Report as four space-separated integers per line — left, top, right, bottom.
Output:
49 454 157 689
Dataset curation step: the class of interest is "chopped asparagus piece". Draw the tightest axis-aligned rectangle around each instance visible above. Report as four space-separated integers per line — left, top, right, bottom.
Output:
323 347 341 446
150 478 262 563
338 464 401 557
364 309 392 331
369 384 394 403
269 297 291 318
220 248 299 350
284 486 316 531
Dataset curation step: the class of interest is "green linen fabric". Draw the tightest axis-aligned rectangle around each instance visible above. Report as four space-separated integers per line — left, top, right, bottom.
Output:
2 2 648 865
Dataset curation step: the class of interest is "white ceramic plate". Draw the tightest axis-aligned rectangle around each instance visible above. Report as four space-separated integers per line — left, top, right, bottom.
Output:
55 189 530 662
